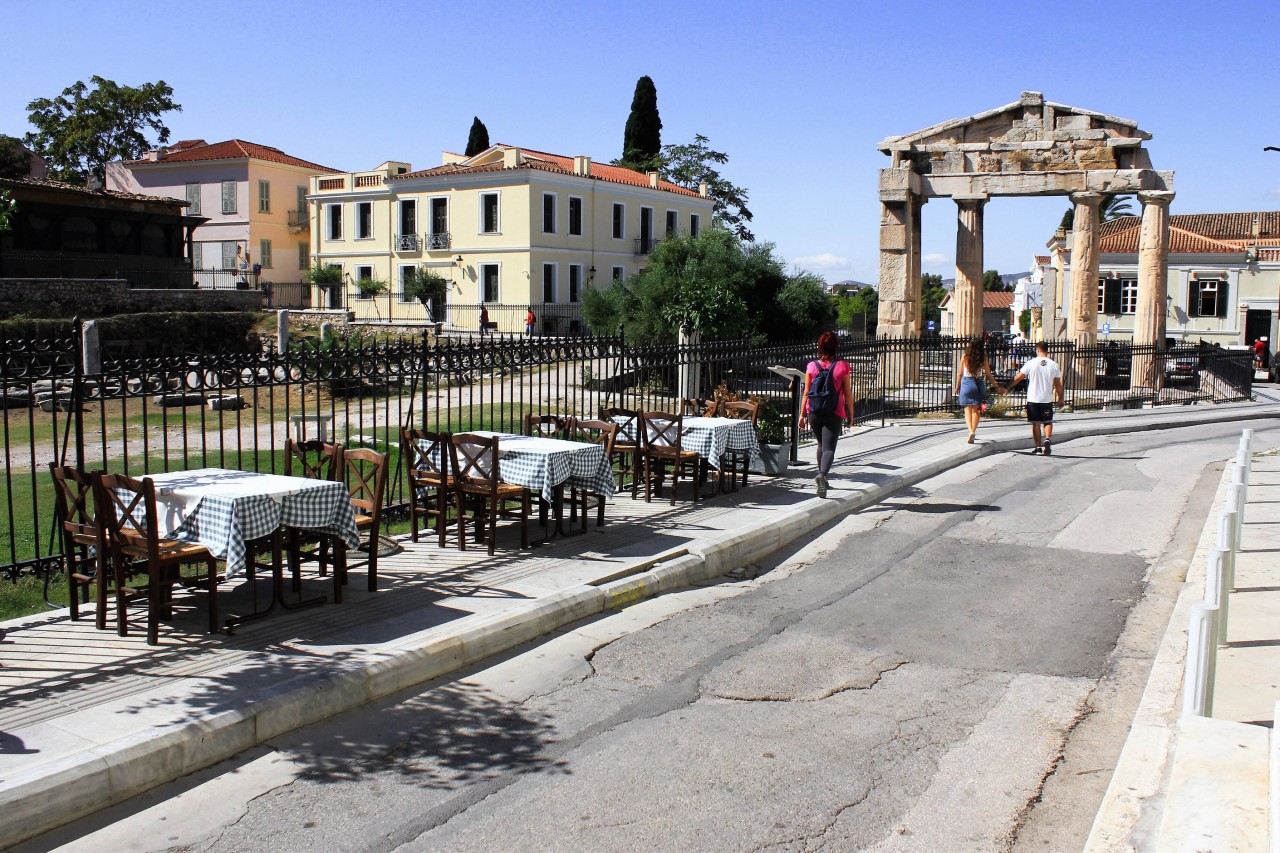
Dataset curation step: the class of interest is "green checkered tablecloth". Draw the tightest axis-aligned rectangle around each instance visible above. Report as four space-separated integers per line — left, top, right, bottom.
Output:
146 468 360 579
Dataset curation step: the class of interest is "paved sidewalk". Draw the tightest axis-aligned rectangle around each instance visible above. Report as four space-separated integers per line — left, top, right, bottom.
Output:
2 399 1276 847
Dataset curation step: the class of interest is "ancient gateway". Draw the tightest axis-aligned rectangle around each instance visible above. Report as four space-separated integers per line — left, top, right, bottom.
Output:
876 92 1174 386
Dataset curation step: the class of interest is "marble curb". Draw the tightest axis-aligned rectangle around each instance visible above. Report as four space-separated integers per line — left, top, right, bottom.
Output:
1 403 1274 847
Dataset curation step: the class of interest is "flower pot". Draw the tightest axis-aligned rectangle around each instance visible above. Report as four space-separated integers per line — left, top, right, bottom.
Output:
752 442 791 476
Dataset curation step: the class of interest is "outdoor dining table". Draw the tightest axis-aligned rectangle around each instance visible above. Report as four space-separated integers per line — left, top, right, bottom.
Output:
616 416 761 471
143 467 360 625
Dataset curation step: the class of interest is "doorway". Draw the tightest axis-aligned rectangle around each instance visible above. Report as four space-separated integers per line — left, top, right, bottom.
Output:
1245 308 1272 349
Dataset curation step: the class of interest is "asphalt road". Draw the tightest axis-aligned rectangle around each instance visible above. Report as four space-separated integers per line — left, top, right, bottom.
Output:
28 420 1273 853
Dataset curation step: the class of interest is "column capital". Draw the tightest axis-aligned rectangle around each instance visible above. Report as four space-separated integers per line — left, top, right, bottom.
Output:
1070 191 1104 207
953 194 988 208
1138 190 1176 207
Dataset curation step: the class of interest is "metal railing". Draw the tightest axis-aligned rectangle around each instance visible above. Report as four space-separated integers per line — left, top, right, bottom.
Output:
0 329 1254 585
425 232 451 250
395 234 420 252
287 210 309 229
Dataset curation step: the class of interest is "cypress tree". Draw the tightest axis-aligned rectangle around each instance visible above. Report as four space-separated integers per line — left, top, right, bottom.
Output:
621 76 662 170
465 117 490 157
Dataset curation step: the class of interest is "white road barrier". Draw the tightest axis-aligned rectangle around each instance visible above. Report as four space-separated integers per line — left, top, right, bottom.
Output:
1182 602 1219 718
1205 547 1231 649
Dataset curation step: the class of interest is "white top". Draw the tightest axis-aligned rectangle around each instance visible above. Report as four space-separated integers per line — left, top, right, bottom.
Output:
1020 356 1063 404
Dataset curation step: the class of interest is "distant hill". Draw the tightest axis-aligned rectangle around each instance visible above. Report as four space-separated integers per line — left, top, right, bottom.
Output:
940 271 1028 291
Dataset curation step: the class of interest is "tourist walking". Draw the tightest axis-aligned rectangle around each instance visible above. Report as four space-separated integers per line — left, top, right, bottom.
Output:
799 331 854 498
955 337 1001 444
526 307 536 337
1005 340 1064 455
479 306 490 338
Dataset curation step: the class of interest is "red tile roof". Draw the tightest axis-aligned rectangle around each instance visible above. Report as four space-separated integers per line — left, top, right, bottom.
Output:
392 145 702 197
0 175 187 207
126 139 338 173
983 291 1014 309
1034 255 1051 265
1099 211 1280 254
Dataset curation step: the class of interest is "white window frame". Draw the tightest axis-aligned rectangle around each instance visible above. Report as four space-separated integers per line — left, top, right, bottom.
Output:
326 203 343 240
665 209 678 238
542 192 557 234
398 264 416 302
479 262 500 303
612 202 625 239
258 180 271 213
689 213 700 238
258 239 272 269
1096 280 1107 315
568 195 583 236
640 206 654 252
355 264 375 299
542 262 558 303
398 198 417 238
568 263 583 303
1120 278 1138 315
355 201 374 240
479 192 501 234
611 265 625 281
429 195 449 236
1197 278 1221 317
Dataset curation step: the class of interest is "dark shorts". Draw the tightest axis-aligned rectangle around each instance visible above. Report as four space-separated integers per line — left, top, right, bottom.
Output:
1026 402 1054 423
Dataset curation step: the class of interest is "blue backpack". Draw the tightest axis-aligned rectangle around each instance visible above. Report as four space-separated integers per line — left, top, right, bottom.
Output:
807 362 839 416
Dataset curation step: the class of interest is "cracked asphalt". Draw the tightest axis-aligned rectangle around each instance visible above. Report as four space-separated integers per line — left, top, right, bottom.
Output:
33 421 1274 853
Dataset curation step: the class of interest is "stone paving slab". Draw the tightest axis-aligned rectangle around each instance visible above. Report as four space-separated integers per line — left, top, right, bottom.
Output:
2 400 1278 848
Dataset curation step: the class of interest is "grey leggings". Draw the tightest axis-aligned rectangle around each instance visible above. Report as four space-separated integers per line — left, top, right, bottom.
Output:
809 413 843 476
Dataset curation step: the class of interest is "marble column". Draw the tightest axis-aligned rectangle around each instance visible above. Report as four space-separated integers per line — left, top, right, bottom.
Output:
1067 192 1103 346
906 196 925 336
876 198 912 339
953 197 986 340
1131 190 1175 390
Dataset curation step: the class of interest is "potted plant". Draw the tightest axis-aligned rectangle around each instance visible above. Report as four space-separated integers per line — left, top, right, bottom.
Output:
304 264 345 308
401 267 449 322
752 400 791 476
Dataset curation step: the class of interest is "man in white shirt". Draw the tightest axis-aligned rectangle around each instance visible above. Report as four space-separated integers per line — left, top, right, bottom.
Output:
1006 341 1064 456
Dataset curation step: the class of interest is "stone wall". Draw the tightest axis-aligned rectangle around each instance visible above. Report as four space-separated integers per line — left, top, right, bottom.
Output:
0 278 263 318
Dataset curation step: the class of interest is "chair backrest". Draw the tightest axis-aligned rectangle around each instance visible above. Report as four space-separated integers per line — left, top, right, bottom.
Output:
523 413 567 438
600 407 639 445
284 438 342 481
49 464 97 544
566 418 618 457
341 447 389 518
640 411 683 451
681 398 715 417
401 428 450 483
93 471 159 562
450 433 500 493
721 400 760 427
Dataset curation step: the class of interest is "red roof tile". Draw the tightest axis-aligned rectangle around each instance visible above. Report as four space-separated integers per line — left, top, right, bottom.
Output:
1034 255 1051 265
126 139 338 173
0 175 187 207
1099 211 1280 254
983 291 1014 309
392 145 702 197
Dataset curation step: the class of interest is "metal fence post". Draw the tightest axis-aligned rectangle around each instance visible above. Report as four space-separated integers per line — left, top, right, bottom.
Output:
1182 601 1219 718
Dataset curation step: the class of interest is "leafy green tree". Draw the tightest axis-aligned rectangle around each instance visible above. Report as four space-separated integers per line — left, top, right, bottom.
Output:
1058 194 1136 230
0 190 16 231
1019 309 1032 335
582 230 825 343
921 273 947 326
982 269 1004 291
464 117 490 157
659 134 754 242
835 287 878 336
24 76 180 184
0 135 32 179
618 75 662 172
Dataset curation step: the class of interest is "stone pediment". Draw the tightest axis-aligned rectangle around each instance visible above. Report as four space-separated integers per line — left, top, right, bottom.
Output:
878 92 1158 183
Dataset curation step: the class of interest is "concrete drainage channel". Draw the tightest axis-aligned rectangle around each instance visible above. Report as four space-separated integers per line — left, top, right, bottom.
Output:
3 403 1278 848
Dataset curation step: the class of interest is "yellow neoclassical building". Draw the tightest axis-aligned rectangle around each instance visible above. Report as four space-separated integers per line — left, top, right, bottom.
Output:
308 144 716 333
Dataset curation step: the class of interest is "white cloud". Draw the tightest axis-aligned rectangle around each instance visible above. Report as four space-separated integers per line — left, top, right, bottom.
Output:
1269 187 1280 198
922 252 950 267
793 253 850 270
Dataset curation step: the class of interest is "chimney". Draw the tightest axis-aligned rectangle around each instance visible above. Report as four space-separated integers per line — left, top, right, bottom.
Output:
502 147 521 168
143 150 162 162
698 182 709 197
647 171 659 189
573 156 591 176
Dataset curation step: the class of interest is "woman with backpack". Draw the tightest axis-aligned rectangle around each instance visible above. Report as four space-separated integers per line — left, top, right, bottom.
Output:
955 336 1002 444
799 331 854 498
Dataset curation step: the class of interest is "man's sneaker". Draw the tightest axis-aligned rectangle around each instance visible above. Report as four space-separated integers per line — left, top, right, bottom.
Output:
1043 439 1052 456
1031 446 1042 455
816 474 828 499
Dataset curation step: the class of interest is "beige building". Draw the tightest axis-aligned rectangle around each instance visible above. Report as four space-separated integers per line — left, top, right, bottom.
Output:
1046 212 1280 346
107 139 338 289
309 144 716 333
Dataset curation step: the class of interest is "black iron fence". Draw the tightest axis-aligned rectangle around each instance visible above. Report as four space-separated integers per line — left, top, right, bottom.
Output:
0 327 1253 583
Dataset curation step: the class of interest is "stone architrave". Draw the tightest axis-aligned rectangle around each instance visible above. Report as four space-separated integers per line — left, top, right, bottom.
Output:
1131 190 1175 390
953 198 986 340
1067 192 1103 347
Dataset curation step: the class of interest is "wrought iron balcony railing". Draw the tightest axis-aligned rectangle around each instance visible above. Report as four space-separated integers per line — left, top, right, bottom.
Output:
287 210 309 229
634 237 657 255
395 234 420 251
426 232 451 250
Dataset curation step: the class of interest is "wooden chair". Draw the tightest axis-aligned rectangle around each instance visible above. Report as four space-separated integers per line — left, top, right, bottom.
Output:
93 472 221 645
720 400 760 490
449 433 531 556
639 411 702 505
283 438 343 593
339 447 389 595
49 464 128 632
599 406 641 498
523 413 567 438
564 418 619 531
681 398 716 418
402 428 456 548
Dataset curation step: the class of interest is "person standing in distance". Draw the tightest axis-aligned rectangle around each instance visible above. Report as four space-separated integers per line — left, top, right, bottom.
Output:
799 331 854 498
1006 341 1064 455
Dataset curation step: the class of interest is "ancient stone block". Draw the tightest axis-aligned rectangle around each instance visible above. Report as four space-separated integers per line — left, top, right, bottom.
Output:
1077 146 1118 170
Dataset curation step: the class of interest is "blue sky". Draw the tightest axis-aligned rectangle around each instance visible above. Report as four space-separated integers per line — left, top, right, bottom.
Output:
5 0 1279 283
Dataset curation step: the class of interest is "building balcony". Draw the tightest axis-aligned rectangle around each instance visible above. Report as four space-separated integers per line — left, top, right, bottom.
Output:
287 210 309 230
426 232 451 251
396 233 420 252
634 237 658 255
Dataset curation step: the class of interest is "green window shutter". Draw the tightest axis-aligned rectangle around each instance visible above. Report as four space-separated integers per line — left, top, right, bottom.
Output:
221 181 237 214
191 242 202 269
222 241 238 269
1217 281 1230 318
298 242 309 270
258 180 270 213
259 239 272 269
186 183 201 215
